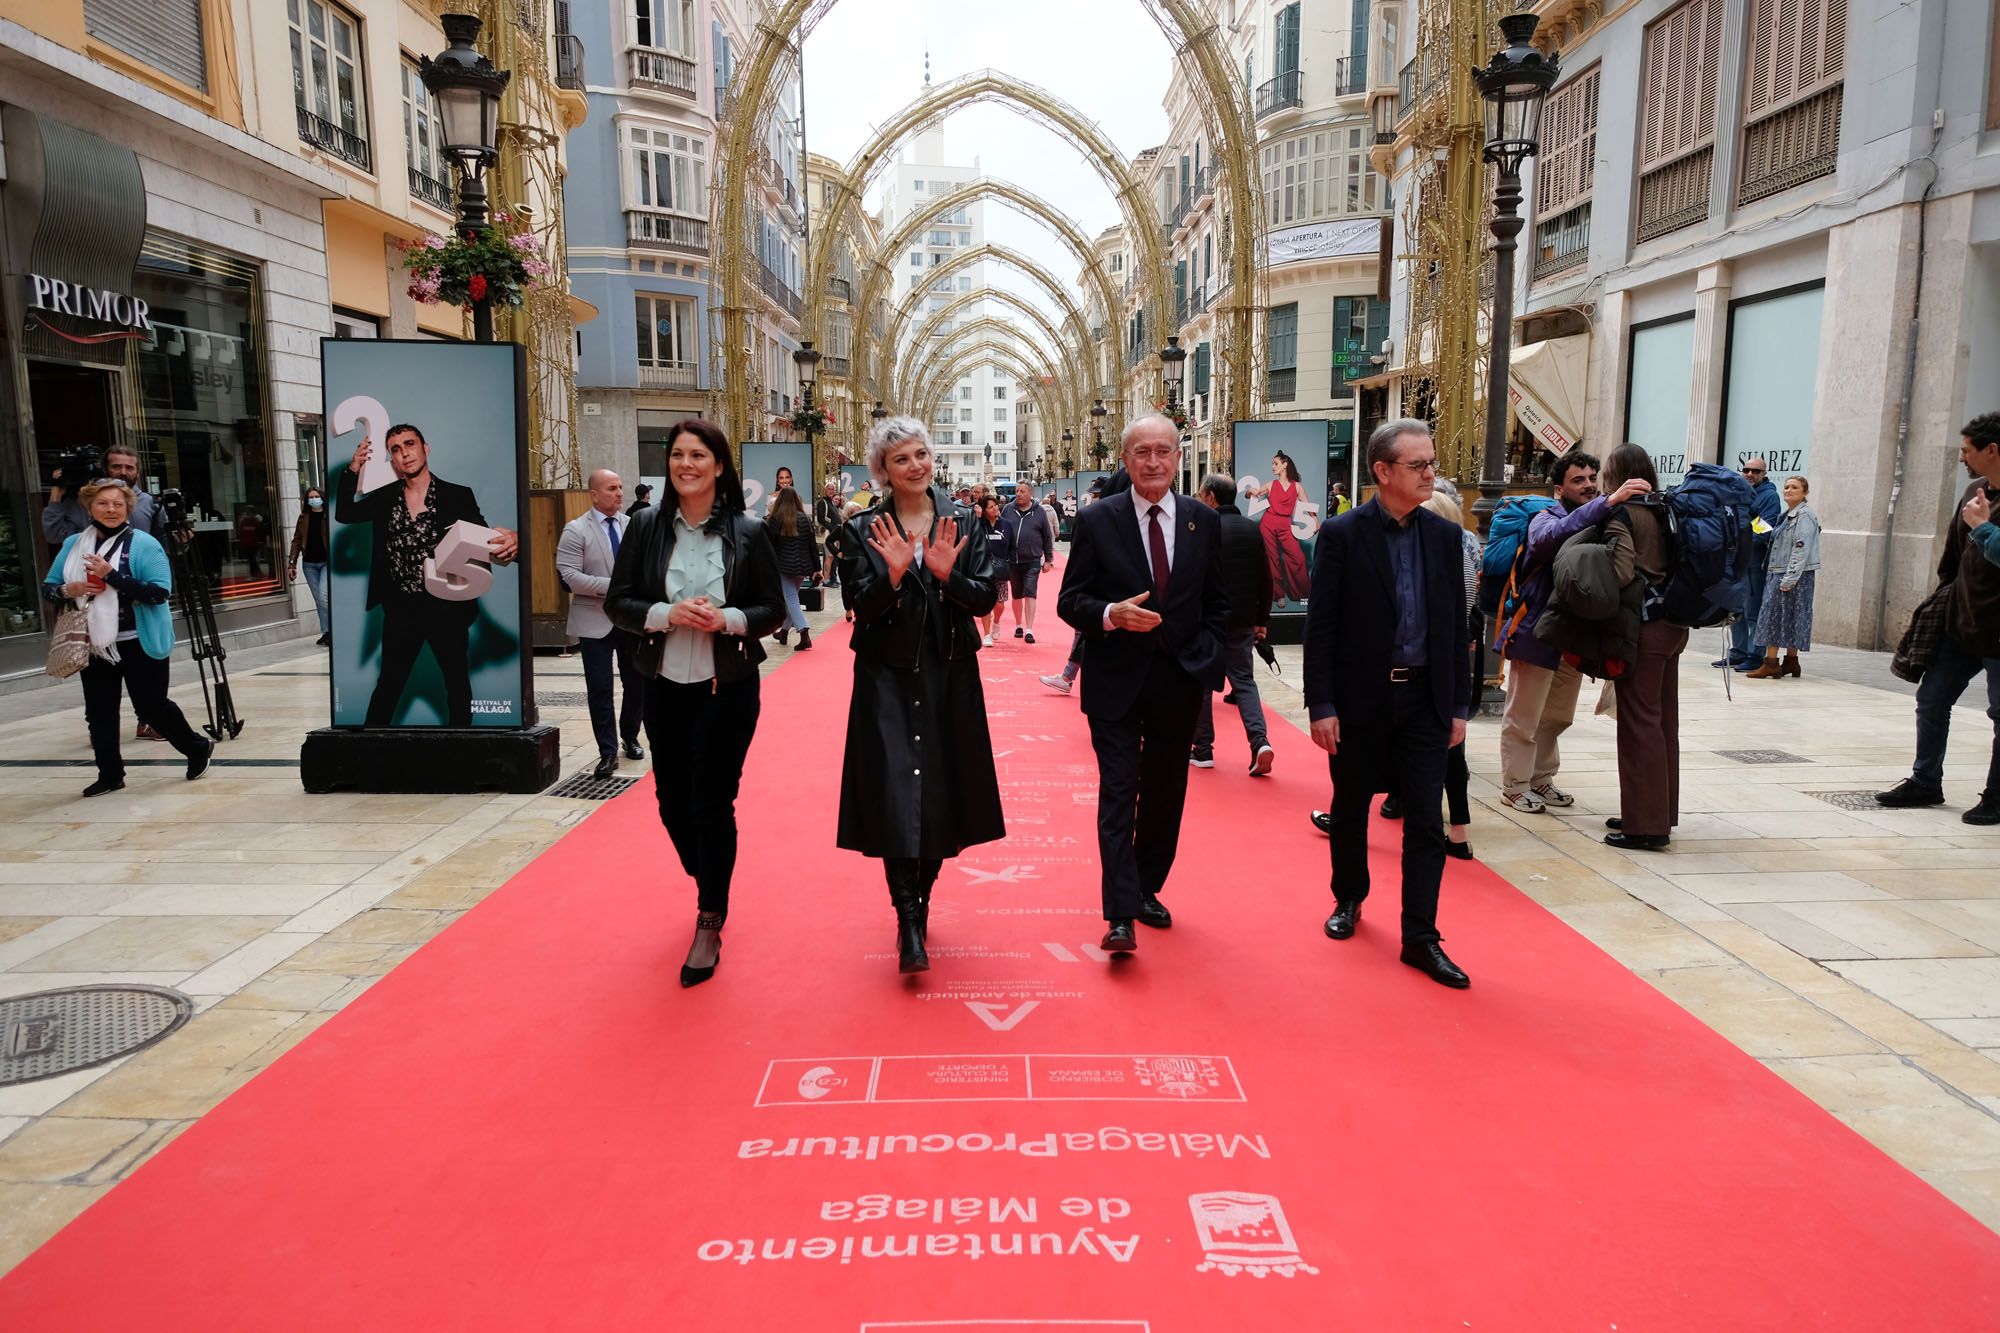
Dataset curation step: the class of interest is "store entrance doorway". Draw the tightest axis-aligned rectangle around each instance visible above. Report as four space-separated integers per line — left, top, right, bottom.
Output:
27 359 121 484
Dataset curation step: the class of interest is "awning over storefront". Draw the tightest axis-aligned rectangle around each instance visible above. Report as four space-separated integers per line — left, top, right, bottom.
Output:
1508 334 1588 454
1 105 150 347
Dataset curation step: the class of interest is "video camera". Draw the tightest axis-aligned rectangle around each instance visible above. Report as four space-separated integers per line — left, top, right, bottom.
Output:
158 487 192 534
47 445 103 493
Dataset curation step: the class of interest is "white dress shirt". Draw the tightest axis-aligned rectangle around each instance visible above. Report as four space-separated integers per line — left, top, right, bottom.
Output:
643 509 749 682
1104 490 1178 630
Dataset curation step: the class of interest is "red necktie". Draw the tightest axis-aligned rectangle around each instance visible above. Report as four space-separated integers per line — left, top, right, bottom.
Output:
1148 504 1171 606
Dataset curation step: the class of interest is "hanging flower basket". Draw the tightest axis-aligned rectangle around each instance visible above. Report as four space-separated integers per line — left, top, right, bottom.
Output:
1155 399 1190 431
398 212 552 310
790 403 833 436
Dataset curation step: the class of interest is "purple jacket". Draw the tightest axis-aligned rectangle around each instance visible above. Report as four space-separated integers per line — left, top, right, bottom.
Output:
1496 495 1612 670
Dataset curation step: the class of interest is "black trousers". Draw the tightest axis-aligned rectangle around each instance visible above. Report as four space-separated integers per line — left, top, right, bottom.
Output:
1087 654 1203 921
368 599 472 727
644 674 761 915
579 629 644 756
80 650 207 781
1327 677 1451 944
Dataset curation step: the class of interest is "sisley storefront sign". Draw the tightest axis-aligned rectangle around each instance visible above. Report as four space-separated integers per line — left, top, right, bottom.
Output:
26 274 152 333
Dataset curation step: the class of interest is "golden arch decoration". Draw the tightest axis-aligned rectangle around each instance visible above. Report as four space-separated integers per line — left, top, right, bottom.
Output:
910 341 1074 442
893 292 1088 420
853 177 1125 398
714 4 1265 443
879 248 1095 410
902 318 1077 423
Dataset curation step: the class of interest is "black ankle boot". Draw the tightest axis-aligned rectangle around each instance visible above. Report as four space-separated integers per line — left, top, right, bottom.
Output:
887 869 930 974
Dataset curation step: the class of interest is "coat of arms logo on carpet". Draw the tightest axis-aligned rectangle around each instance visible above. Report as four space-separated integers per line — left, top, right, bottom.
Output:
1134 1055 1222 1097
1188 1192 1319 1277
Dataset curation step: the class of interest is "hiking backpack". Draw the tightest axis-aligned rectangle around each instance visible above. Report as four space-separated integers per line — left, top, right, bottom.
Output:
1477 494 1561 621
1655 462 1757 629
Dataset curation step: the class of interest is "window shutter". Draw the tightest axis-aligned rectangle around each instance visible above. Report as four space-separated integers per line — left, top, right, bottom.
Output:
1536 65 1599 218
1640 0 1721 170
1193 342 1211 395
85 0 207 91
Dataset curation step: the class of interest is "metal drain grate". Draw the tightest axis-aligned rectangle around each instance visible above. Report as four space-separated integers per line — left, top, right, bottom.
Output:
1716 749 1813 765
1804 790 1888 811
536 691 590 707
545 770 640 800
1 985 192 1086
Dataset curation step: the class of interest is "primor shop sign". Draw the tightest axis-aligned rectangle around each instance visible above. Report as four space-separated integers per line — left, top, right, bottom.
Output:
26 274 153 337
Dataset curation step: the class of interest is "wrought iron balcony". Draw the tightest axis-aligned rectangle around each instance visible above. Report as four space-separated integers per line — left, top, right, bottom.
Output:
630 45 697 99
1335 55 1367 97
555 34 584 91
1737 85 1842 207
1532 203 1591 282
758 261 802 318
626 209 709 254
1267 367 1297 402
1256 70 1302 120
409 167 453 213
297 105 370 173
826 276 853 303
1169 168 1209 232
1187 286 1209 318
1635 147 1713 244
823 355 851 378
639 362 699 391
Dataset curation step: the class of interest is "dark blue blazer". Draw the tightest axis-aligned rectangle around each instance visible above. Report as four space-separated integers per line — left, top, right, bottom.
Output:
1302 498 1473 730
1057 490 1228 720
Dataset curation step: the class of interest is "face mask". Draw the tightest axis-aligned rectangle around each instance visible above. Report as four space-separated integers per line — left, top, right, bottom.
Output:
308 497 324 510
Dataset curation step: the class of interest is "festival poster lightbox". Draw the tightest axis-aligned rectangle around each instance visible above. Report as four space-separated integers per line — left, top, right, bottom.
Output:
741 442 813 516
1230 419 1330 616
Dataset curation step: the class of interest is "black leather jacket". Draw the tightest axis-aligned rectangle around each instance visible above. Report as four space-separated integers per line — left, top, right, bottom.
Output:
838 488 997 667
605 505 785 684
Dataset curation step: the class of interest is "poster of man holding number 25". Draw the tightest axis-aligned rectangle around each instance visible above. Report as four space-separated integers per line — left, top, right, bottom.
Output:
323 340 528 729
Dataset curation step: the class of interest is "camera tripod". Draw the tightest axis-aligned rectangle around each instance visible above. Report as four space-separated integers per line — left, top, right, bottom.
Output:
163 524 245 740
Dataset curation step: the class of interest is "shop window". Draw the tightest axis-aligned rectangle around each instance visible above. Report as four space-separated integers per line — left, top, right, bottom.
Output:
85 0 208 92
131 235 283 609
290 0 371 172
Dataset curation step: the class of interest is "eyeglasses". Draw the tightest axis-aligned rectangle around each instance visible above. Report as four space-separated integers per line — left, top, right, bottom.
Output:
1742 468 1766 476
1387 459 1438 475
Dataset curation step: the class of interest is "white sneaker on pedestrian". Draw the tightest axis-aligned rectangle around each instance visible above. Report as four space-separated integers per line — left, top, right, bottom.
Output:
1189 749 1215 768
1038 673 1071 694
1502 789 1548 814
982 634 994 647
1250 745 1275 777
1530 782 1575 808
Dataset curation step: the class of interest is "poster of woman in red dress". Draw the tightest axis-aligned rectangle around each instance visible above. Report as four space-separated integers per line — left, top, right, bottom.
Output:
1243 450 1312 608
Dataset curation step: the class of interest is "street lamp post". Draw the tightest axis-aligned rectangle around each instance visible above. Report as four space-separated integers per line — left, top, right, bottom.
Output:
1159 336 1188 411
1472 14 1559 539
421 14 510 345
1089 399 1106 462
793 339 821 482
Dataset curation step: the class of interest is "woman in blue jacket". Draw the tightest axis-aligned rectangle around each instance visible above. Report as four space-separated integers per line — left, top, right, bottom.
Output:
43 480 213 797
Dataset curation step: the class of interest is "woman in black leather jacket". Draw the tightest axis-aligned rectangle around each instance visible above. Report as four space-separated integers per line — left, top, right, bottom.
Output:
836 416 1005 974
607 418 784 987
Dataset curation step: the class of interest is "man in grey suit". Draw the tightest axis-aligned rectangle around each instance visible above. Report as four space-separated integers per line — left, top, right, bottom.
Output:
558 469 645 779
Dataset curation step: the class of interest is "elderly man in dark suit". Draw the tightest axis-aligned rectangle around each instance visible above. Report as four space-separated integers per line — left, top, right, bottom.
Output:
1058 417 1228 954
1304 418 1475 988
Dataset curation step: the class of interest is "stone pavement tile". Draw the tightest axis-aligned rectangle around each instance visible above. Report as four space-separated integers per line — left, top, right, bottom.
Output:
1921 1169 2000 1233
0 973 193 1002
0 918 54 946
53 1051 262 1121
1601 873 1738 927
1726 848 1905 872
278 940 418 976
103 885 340 917
0 918 112 971
1778 901 1994 960
1724 904 1872 962
0 1183 113 1274
1850 869 2000 899
321 908 459 946
1719 810 1907 839
179 932 321 996
18 916 284 974
0 1117 149 1183
1907 1047 2000 1100
80 1120 192 1185
1638 964 1882 1059
0 1118 25 1147
1826 958 2000 1020
217 970 353 1012
0 1063 125 1118
1665 871 1888 905
1933 1019 2000 1048
1477 859 1630 908
237 1012 338 1074
101 821 440 854
1545 903 1737 971
0 886 155 917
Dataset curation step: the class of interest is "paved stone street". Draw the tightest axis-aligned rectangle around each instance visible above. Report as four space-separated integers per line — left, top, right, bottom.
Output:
0 609 1996 1273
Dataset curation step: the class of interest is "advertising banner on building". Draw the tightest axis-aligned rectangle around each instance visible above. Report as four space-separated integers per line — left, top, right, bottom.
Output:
1265 217 1381 266
741 442 812 516
323 340 529 729
1232 420 1331 616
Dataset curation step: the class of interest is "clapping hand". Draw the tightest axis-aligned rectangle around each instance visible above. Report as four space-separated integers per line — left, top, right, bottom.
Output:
923 516 966 582
868 520 918 584
1108 590 1162 632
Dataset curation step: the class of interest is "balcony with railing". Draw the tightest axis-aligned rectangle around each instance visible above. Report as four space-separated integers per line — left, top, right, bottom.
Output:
1396 53 1442 125
629 45 697 99
1533 202 1591 282
1169 168 1210 233
826 276 853 303
1267 367 1297 402
297 106 370 173
409 166 453 213
758 261 802 318
1187 285 1209 318
1737 84 1842 207
639 362 698 391
555 33 584 91
627 209 709 253
1635 147 1712 243
1335 54 1367 97
823 355 852 379
1256 69 1302 120
1372 92 1400 144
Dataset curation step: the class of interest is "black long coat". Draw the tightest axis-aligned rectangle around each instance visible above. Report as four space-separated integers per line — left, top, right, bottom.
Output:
835 488 1005 860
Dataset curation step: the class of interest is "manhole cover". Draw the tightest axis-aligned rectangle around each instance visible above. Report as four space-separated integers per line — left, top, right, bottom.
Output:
546 771 640 800
536 691 590 707
1804 790 1889 811
0 985 192 1086
1717 749 1812 765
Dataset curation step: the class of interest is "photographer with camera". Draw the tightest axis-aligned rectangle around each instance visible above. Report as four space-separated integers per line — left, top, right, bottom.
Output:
43 444 168 546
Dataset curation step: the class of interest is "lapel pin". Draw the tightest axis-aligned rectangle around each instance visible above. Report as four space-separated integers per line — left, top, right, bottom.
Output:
1187 520 1196 532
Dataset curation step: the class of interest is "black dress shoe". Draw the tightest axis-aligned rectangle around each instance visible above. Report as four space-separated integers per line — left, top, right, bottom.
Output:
1604 831 1670 851
592 753 618 780
1137 894 1172 929
1310 810 1333 835
622 740 644 761
1875 778 1945 808
1605 817 1622 830
186 739 214 782
1323 901 1361 939
1379 795 1403 820
1100 921 1137 953
1400 941 1470 988
1445 840 1474 861
82 776 125 798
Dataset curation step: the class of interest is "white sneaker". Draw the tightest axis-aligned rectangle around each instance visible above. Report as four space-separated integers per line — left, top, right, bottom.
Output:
1503 789 1548 814
982 634 994 646
1250 745 1275 776
1039 673 1071 694
1531 782 1574 807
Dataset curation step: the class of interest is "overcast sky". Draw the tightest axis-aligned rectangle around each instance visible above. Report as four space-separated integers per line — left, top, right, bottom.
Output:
800 0 1177 339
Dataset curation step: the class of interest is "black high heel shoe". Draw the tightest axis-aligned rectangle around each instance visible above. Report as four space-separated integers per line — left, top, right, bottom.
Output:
680 911 725 988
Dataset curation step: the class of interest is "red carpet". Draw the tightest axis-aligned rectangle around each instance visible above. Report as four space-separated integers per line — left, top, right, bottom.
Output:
3 594 1998 1330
